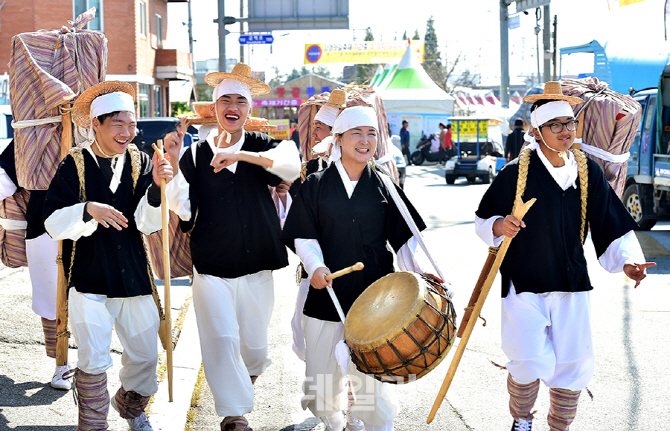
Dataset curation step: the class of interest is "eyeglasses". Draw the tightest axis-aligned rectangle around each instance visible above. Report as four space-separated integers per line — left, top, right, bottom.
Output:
540 120 579 134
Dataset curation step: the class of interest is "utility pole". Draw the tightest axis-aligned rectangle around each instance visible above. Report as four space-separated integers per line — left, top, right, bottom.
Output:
552 15 558 80
217 0 226 73
239 0 244 64
188 1 195 76
500 0 510 108
543 4 551 82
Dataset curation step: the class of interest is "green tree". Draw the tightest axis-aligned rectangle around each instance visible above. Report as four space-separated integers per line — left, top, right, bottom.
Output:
284 66 310 83
412 29 421 40
355 27 377 85
313 65 332 79
402 30 407 40
171 101 192 117
196 86 212 102
423 16 446 91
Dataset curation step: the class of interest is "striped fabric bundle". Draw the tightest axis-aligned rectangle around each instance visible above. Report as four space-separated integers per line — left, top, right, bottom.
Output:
0 189 30 268
561 77 642 197
296 87 399 181
8 8 107 190
144 211 193 280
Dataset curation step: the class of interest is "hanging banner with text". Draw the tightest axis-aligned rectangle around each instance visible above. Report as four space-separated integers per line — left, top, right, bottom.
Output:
453 120 488 141
268 119 290 140
304 41 424 64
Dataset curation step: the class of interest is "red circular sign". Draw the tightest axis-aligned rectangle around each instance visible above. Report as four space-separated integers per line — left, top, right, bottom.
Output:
306 45 323 63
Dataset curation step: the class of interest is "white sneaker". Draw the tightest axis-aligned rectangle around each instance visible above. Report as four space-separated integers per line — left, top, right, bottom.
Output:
345 412 364 431
511 418 533 431
111 396 154 431
50 365 72 390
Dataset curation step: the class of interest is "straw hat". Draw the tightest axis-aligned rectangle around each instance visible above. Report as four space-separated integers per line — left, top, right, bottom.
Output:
72 81 136 128
204 63 270 95
523 81 583 105
324 89 346 108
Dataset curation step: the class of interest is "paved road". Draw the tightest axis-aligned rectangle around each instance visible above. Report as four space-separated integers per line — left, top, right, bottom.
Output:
187 164 670 431
1 164 669 430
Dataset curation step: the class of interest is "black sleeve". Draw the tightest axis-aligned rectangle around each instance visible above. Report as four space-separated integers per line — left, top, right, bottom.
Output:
586 159 639 257
280 174 320 253
0 140 19 188
43 155 84 233
178 145 198 233
380 169 426 252
475 161 518 220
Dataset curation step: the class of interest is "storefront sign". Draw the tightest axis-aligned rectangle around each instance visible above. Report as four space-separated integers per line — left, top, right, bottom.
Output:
304 41 424 64
453 120 488 140
253 98 306 108
268 119 290 140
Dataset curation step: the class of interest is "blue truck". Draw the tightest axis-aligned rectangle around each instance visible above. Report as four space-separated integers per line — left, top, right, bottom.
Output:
623 63 670 230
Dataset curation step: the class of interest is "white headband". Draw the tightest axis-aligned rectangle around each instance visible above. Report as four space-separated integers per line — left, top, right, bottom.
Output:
89 92 135 140
332 106 377 135
213 79 252 103
530 100 575 128
319 106 378 163
314 105 339 127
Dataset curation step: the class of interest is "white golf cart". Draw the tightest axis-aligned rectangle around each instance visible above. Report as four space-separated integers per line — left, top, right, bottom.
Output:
444 117 505 184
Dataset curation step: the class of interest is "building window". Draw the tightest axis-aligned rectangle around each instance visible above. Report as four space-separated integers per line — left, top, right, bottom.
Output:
153 85 163 117
73 0 104 31
139 84 150 118
155 14 163 48
139 1 147 36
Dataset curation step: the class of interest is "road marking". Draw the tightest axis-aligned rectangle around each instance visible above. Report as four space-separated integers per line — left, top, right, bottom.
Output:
635 231 670 258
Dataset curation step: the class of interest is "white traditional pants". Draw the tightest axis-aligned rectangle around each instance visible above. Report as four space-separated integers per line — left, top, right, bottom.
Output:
501 285 594 391
192 268 274 417
291 277 310 361
68 288 160 396
302 316 397 427
25 233 58 320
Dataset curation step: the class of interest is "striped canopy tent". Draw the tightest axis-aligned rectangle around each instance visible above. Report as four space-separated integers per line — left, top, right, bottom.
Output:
369 65 384 87
375 63 398 90
379 45 455 114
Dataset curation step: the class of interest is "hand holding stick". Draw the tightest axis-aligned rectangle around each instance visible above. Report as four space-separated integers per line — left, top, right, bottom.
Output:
323 262 364 324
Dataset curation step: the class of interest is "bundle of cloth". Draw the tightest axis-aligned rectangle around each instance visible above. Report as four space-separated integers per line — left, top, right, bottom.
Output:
560 77 642 197
9 7 108 190
0 188 30 268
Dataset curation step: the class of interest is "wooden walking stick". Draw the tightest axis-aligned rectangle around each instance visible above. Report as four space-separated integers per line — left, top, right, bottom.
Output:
55 103 74 367
152 140 174 402
427 196 536 424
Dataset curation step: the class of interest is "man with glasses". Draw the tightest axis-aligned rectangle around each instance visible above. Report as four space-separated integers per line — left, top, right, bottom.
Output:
474 83 654 431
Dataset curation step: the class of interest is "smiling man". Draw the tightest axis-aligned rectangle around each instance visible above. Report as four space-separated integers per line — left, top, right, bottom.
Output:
43 81 173 431
163 63 300 431
475 82 654 431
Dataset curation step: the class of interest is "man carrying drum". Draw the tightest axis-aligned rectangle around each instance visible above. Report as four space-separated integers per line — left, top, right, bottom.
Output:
475 82 654 431
281 106 431 431
44 81 173 431
162 63 300 431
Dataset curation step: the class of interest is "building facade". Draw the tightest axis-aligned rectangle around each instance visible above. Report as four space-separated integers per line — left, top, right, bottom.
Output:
0 0 192 117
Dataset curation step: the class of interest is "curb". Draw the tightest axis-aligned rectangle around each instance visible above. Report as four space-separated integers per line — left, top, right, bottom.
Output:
149 294 202 430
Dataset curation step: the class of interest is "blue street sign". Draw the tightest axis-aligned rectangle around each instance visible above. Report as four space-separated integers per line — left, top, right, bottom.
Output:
239 34 274 45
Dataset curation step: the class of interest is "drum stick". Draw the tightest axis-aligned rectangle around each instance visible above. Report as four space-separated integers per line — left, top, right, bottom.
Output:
324 262 364 324
427 197 536 424
152 140 174 402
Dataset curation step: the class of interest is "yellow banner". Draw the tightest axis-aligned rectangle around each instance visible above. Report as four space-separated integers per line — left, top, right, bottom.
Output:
304 41 424 64
620 0 645 5
453 120 488 140
268 119 290 140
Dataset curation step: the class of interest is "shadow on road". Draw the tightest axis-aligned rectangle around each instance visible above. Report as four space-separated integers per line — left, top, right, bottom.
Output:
278 417 321 430
621 284 640 431
0 376 71 408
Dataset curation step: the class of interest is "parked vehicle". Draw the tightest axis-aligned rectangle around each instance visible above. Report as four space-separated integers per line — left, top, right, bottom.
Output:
444 117 505 184
623 67 670 229
0 105 13 150
389 136 406 189
133 117 198 156
410 134 441 166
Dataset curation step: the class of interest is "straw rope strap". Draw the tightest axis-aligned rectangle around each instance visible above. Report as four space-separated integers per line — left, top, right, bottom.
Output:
56 148 87 340
300 161 308 182
512 148 532 214
514 147 588 244
571 148 589 244
128 144 166 322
